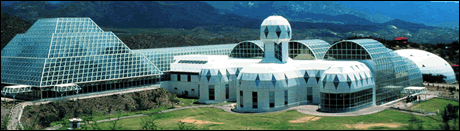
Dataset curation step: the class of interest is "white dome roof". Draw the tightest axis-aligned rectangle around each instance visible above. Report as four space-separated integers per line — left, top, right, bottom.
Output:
394 49 456 83
260 15 292 43
261 15 291 26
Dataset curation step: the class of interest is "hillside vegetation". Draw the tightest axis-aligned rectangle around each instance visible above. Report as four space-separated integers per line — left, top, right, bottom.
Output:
1 12 458 65
0 12 32 50
20 88 178 129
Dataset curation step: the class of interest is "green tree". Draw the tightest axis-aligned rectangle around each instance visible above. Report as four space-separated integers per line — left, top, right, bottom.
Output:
422 74 447 83
109 107 123 130
407 114 417 130
80 108 95 130
440 51 447 59
440 103 459 130
139 114 159 130
407 114 424 130
448 87 455 96
441 108 451 130
169 94 180 108
21 112 40 130
176 121 198 130
1 116 10 130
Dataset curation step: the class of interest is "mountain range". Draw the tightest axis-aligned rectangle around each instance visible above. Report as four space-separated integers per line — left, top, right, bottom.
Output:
0 1 458 45
205 1 459 28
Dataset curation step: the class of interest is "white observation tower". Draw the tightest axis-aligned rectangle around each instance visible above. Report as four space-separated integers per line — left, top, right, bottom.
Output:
259 15 292 63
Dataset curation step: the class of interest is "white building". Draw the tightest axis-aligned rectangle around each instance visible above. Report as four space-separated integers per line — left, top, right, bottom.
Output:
161 15 430 113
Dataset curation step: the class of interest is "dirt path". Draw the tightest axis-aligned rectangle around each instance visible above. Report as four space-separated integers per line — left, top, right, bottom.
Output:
6 103 22 130
343 123 407 129
174 117 224 124
289 116 322 123
67 86 160 101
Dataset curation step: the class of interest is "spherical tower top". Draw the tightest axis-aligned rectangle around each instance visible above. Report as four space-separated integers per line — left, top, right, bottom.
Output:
260 15 292 43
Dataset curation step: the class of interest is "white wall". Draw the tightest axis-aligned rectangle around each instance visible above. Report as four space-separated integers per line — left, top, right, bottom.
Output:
169 74 200 98
236 78 301 112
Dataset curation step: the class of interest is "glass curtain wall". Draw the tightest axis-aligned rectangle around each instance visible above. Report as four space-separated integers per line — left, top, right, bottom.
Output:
289 40 330 60
402 57 423 86
324 41 371 60
133 44 237 72
320 88 372 112
324 39 412 106
289 42 314 60
229 41 264 58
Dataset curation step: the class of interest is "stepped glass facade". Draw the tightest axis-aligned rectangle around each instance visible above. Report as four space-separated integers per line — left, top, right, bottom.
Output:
1 18 236 100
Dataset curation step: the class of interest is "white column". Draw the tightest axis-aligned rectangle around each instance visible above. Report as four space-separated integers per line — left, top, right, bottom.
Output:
281 41 289 63
263 42 275 59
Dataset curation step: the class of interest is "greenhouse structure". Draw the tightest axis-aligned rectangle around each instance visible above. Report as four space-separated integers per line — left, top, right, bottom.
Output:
2 15 450 113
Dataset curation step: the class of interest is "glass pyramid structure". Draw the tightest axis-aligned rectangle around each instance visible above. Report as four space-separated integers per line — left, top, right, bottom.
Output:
1 18 162 87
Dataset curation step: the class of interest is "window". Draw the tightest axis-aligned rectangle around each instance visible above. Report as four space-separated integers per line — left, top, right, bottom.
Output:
225 84 229 99
229 42 264 58
284 90 288 106
253 92 258 109
240 91 244 108
324 42 371 60
307 87 313 101
269 91 275 108
178 60 208 64
275 43 282 61
209 85 215 100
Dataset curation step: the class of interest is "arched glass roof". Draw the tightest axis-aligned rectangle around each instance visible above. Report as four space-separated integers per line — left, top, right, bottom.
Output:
289 39 330 60
229 40 264 59
402 57 423 86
